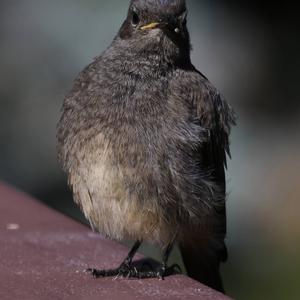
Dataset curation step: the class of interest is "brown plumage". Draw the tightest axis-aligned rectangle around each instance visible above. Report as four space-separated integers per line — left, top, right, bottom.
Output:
57 0 235 293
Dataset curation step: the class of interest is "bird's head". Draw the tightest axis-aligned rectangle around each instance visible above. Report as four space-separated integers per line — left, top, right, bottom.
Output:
118 0 191 65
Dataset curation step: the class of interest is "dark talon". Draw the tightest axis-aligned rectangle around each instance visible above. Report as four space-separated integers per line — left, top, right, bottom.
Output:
85 268 105 278
85 268 95 275
158 265 166 280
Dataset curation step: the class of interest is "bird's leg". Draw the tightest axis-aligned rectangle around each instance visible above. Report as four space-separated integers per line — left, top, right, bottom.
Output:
158 242 175 279
86 240 142 278
127 242 181 280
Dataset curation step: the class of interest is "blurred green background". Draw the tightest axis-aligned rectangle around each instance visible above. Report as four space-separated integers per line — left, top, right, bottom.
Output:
0 1 299 299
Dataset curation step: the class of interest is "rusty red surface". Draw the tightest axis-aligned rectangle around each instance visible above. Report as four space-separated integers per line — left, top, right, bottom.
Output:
0 183 231 300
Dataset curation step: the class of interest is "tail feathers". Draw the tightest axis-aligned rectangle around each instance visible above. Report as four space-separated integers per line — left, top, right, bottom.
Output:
180 237 227 293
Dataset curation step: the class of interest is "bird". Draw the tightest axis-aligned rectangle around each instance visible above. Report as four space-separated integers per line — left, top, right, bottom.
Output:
57 0 235 293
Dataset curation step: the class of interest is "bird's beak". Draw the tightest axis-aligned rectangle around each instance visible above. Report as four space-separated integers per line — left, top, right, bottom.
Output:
141 22 161 31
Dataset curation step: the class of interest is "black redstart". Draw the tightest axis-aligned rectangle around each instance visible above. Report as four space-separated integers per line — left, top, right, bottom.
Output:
57 0 235 293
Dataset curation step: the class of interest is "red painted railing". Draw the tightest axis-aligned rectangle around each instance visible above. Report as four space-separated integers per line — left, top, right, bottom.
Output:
0 183 231 300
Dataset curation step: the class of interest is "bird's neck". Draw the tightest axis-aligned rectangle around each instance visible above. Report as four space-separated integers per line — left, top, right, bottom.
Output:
107 37 192 77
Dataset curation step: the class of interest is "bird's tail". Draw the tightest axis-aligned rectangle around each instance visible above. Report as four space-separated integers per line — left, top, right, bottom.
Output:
179 232 227 293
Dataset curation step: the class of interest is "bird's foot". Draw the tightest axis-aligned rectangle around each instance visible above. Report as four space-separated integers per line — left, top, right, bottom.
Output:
128 263 181 280
86 263 181 280
86 262 137 278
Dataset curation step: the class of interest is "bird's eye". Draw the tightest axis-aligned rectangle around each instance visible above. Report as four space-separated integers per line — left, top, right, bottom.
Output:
131 11 140 26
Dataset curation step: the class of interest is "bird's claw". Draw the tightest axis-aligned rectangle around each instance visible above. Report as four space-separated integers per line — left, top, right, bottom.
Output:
85 262 138 279
85 262 181 280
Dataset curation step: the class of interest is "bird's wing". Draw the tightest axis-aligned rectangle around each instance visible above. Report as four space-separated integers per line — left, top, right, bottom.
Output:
196 76 235 186
196 73 236 258
180 71 236 292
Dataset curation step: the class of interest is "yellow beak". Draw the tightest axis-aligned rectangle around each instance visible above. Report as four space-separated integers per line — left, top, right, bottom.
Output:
141 22 160 30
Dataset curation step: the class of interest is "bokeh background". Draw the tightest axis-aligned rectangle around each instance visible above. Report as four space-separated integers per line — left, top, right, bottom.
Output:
1 1 299 299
